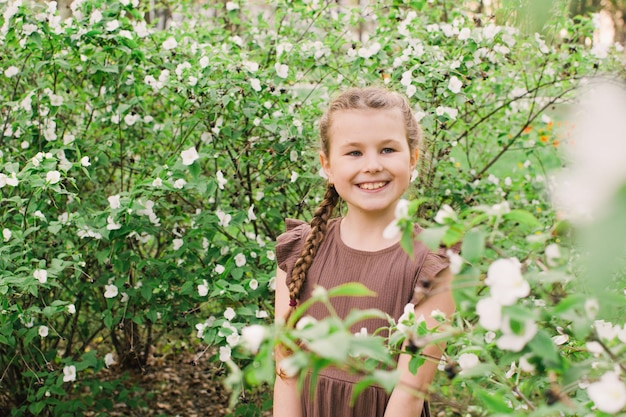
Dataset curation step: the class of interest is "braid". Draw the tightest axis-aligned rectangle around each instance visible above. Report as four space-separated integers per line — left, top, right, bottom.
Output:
284 184 339 325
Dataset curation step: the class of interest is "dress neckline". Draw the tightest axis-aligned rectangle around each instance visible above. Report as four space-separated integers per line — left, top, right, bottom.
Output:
330 217 402 255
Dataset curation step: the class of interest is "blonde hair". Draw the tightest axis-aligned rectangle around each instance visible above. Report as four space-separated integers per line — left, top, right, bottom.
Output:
284 86 422 323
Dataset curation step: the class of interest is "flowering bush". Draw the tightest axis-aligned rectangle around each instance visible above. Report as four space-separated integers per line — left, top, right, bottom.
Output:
1 0 625 415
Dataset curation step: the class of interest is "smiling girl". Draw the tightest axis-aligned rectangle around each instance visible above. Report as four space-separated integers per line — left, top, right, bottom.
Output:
273 87 455 417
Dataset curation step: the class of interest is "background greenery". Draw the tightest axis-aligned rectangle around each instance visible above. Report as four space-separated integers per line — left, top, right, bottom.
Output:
1 0 625 415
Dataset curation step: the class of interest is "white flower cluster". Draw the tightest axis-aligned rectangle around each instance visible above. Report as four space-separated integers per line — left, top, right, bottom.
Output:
476 258 536 352
382 199 410 240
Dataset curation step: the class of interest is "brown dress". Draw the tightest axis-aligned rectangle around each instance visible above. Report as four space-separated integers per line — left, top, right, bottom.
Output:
276 218 451 417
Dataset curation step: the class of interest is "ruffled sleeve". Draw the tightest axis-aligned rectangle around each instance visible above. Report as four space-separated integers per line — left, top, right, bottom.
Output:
275 219 311 282
415 241 462 291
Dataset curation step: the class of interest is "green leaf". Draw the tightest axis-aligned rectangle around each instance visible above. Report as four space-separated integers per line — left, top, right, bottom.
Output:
327 283 376 298
461 229 485 263
502 209 540 228
343 308 387 328
307 331 351 362
475 388 513 413
417 226 447 251
528 330 561 369
352 370 399 403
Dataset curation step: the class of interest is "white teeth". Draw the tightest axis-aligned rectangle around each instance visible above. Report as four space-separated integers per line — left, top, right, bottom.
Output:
359 182 386 190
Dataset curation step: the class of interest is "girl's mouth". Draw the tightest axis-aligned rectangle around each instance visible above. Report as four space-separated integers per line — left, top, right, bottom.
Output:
358 181 387 190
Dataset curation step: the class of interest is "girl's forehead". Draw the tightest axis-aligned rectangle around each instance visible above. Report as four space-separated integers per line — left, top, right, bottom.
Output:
328 108 406 139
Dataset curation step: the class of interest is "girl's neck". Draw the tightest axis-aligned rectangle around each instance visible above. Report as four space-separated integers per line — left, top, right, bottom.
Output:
339 211 399 252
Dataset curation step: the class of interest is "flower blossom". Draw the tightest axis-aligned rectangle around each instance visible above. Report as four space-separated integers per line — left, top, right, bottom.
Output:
587 371 626 414
181 146 199 165
496 316 537 352
240 325 266 354
104 284 118 298
448 76 463 94
485 258 529 306
63 365 77 382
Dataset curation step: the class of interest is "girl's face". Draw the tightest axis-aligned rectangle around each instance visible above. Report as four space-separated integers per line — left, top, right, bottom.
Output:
320 108 418 220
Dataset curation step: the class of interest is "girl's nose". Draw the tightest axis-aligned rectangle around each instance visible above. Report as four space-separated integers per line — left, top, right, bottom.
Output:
363 154 383 173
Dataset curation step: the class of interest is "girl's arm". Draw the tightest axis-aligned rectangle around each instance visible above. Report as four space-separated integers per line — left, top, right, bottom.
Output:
383 267 455 417
273 267 303 417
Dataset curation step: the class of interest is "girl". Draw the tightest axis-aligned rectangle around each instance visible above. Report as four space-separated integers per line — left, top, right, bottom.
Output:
273 87 455 417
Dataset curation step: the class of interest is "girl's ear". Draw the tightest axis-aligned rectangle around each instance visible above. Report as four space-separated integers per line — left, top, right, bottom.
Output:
319 151 332 182
410 148 419 169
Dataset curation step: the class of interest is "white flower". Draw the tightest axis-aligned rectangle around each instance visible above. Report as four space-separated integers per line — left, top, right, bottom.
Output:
80 156 91 167
90 9 103 24
104 284 118 298
198 279 209 296
274 63 289 79
296 315 318 330
240 325 266 354
124 113 140 126
215 264 225 274
476 297 502 330
552 333 569 345
62 365 77 382
585 298 599 319
250 78 262 92
487 201 511 216
108 195 121 209
545 243 561 266
497 317 538 352
485 258 530 306
162 37 177 50
256 310 269 319
216 170 227 190
67 304 76 314
3 228 11 242
104 353 116 367
106 19 120 31
234 253 246 267
173 238 183 250
49 94 63 107
224 307 236 321
594 320 618 341
434 204 456 224
106 216 121 230
39 325 49 338
458 27 471 40
247 205 256 221
34 269 48 284
219 346 231 362
406 84 417 98
226 1 239 11
446 250 463 274
382 221 401 241
173 178 186 189
46 170 61 184
216 209 231 227
448 76 463 94
458 353 479 372
587 341 604 354
4 66 19 77
152 178 163 187
435 106 458 120
199 56 209 68
249 279 258 290
290 171 299 183
181 146 199 165
243 61 259 72
587 372 626 414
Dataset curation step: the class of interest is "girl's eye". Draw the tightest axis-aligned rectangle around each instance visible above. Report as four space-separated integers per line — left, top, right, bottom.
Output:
348 150 362 156
381 148 395 154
